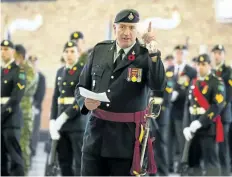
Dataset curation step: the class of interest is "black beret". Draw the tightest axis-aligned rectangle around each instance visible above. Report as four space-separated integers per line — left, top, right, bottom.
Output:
211 44 225 52
1 40 14 49
197 54 211 64
114 9 140 23
164 55 174 61
174 45 188 50
15 44 26 58
63 41 77 51
70 31 84 40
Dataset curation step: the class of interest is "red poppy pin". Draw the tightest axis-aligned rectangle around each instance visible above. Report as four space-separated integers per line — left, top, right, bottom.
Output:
68 66 77 75
180 72 185 76
128 51 135 61
216 71 221 76
4 69 9 74
201 81 207 87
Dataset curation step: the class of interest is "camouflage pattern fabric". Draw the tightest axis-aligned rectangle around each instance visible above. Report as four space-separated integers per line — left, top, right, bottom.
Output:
19 60 38 175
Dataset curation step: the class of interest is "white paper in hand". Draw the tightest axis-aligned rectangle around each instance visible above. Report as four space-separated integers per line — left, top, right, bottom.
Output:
79 87 110 102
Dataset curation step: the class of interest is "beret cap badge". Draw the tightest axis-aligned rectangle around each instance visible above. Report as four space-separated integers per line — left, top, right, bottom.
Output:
68 42 73 47
4 41 9 46
73 33 79 38
128 13 134 20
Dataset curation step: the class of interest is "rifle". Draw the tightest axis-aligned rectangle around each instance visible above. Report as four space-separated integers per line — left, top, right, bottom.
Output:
44 140 60 176
178 137 193 176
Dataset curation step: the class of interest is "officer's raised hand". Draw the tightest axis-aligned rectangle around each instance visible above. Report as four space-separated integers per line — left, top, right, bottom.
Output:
85 98 101 111
142 22 158 53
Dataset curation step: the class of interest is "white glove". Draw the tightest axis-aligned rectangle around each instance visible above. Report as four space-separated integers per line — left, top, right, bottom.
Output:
171 90 179 102
183 127 193 141
49 119 60 140
55 112 69 131
33 106 40 115
189 120 202 133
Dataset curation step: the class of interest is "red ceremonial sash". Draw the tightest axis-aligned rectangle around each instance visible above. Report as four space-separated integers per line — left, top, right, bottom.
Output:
192 79 224 142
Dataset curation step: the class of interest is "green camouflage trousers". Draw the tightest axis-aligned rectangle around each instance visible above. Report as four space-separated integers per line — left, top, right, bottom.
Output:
20 97 33 175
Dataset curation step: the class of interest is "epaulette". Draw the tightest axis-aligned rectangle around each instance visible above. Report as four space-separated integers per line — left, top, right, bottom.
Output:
96 40 114 46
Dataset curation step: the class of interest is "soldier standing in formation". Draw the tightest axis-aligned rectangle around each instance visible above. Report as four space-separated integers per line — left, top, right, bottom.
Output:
49 41 87 176
28 55 46 157
75 9 165 176
1 40 26 176
149 54 175 175
211 45 232 176
167 45 197 171
183 54 225 175
14 44 39 175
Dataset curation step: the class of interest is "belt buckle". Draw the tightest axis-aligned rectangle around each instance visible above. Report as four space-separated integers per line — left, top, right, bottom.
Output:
59 98 64 104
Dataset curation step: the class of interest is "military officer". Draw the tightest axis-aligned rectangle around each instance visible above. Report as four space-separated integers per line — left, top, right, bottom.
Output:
1 40 26 176
75 9 165 176
183 54 225 175
167 45 197 171
14 44 38 175
211 44 232 176
49 41 87 176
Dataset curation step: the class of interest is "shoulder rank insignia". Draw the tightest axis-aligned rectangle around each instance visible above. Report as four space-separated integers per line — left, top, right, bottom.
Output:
73 104 79 110
202 85 208 94
228 79 232 86
166 71 173 77
208 112 214 120
165 87 173 93
215 94 224 103
17 83 25 90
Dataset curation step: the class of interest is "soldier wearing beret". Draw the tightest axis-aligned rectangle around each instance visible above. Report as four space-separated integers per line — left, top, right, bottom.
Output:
183 54 225 175
14 44 39 175
49 41 87 176
75 9 165 176
211 44 232 176
1 40 26 176
163 54 174 70
70 31 88 67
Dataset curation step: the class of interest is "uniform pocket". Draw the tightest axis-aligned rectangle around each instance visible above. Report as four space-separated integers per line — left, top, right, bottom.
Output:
91 65 104 92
